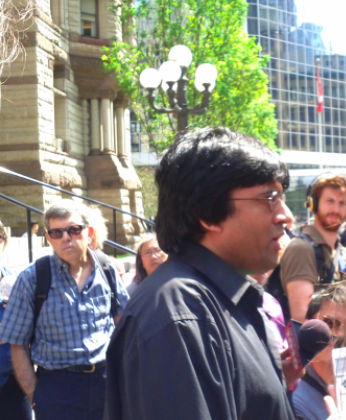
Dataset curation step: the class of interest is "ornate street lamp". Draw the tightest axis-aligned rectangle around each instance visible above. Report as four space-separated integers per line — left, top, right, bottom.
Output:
139 45 217 132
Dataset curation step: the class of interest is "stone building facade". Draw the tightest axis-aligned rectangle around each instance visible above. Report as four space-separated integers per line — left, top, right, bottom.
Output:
0 0 144 248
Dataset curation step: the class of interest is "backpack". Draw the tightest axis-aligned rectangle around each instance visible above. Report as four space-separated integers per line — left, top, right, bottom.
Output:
265 233 335 323
33 249 119 332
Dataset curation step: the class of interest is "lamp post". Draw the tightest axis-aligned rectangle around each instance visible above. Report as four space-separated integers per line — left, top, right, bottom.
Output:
139 45 217 132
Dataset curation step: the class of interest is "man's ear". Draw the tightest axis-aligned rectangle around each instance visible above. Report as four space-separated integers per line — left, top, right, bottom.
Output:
87 226 95 244
199 220 222 233
45 232 52 246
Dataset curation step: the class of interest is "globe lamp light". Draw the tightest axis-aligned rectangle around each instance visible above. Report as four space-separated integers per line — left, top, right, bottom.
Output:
140 68 162 89
195 63 217 84
168 45 193 68
159 61 182 83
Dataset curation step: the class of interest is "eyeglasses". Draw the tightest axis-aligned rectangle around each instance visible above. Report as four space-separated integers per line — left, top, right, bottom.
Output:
47 225 86 239
142 248 164 258
322 315 345 333
0 234 5 241
228 191 286 212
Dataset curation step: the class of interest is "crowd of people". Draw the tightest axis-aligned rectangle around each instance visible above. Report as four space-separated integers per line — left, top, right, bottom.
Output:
0 127 345 420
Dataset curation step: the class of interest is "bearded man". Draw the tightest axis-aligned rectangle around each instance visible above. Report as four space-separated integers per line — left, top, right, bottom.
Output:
281 174 346 322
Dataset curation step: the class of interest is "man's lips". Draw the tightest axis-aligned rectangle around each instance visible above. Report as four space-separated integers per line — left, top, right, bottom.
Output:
272 230 285 242
271 231 285 249
62 245 74 251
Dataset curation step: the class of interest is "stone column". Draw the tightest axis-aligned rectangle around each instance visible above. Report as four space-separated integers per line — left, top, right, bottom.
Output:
101 98 112 152
116 107 126 156
124 109 131 156
60 0 65 29
90 99 101 154
113 104 118 154
82 99 90 155
110 100 115 151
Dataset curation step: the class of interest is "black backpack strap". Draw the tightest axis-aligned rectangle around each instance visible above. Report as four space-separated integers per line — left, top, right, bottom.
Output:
94 249 119 317
301 373 328 397
33 256 52 334
298 233 335 284
266 265 290 324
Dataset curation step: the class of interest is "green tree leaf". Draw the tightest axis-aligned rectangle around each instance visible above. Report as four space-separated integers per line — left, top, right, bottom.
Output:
102 0 278 152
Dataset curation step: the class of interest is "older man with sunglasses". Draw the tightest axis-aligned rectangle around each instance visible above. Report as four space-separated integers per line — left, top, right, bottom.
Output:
0 200 129 420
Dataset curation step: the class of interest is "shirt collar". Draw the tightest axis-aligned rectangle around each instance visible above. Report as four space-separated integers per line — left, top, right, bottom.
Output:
301 224 340 250
169 244 263 306
52 248 96 272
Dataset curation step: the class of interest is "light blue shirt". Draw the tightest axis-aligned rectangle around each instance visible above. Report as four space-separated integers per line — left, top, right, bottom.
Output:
292 367 329 420
0 250 129 370
0 265 14 387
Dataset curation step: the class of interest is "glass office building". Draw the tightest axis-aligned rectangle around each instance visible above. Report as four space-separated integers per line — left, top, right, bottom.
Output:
246 0 346 220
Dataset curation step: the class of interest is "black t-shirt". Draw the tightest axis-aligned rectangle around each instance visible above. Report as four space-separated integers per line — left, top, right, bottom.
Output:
105 244 295 420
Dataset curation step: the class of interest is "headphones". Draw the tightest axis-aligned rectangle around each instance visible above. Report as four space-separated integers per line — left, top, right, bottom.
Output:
304 172 334 213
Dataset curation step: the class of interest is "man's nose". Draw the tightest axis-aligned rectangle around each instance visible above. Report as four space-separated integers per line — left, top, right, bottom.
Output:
62 230 72 239
274 200 293 225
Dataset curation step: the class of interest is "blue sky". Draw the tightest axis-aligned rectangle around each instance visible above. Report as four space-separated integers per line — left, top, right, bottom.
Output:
295 0 346 54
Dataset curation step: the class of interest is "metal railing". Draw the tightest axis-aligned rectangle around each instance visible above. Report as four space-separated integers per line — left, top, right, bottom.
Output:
0 166 150 260
0 192 44 262
0 192 136 261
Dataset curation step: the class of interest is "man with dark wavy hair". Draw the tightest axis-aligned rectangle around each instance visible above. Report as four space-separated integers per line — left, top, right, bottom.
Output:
105 127 295 420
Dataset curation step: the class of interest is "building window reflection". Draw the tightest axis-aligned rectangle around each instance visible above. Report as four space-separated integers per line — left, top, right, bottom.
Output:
246 0 346 155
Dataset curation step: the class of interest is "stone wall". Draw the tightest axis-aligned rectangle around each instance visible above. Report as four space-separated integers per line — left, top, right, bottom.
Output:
0 0 145 249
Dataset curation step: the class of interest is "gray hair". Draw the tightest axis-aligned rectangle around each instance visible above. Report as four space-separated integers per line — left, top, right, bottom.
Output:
88 206 108 249
0 219 8 248
44 199 90 231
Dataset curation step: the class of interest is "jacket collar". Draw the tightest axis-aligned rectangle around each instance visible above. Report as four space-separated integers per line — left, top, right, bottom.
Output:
169 244 263 307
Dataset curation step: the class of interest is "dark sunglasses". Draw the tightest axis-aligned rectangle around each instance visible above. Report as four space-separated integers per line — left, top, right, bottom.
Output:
47 225 86 239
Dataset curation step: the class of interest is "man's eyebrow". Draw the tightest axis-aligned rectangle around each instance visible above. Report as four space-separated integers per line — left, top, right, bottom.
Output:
258 188 278 196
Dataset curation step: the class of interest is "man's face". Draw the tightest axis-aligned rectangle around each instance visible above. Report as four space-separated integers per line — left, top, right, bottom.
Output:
45 212 93 264
315 187 346 232
208 180 292 275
